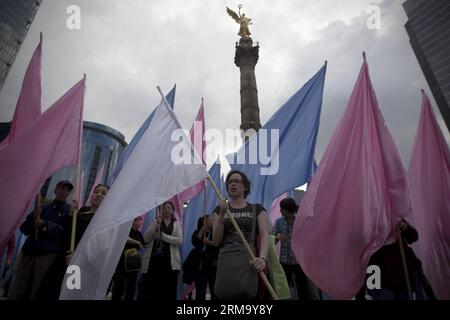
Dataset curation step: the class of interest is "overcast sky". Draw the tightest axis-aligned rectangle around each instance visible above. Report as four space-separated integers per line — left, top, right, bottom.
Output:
1 0 449 170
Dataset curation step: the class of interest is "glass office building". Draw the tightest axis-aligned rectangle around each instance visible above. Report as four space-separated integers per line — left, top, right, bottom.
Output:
403 0 450 132
0 0 42 90
41 121 127 204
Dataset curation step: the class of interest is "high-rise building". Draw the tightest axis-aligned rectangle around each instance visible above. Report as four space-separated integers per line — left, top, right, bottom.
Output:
0 0 42 91
403 0 450 132
41 121 127 204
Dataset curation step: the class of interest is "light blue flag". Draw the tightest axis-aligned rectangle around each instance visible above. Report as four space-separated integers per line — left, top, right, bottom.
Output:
219 174 226 196
108 85 176 230
181 161 223 262
108 85 176 185
227 64 326 210
60 90 209 299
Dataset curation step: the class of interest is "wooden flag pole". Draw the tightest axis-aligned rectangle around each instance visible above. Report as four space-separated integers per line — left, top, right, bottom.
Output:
397 226 414 300
70 159 82 252
34 192 42 240
207 176 279 300
69 74 85 255
203 180 207 215
157 204 163 234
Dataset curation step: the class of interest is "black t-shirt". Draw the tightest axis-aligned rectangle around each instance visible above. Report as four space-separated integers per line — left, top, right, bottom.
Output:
213 202 265 248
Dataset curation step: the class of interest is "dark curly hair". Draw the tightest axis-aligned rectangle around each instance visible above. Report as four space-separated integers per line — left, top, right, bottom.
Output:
280 197 299 213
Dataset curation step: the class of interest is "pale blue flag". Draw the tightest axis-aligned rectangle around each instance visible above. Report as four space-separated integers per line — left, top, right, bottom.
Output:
227 64 326 210
60 93 208 299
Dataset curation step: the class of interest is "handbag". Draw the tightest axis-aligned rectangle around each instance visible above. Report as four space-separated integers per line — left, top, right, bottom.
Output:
214 204 258 300
124 248 141 272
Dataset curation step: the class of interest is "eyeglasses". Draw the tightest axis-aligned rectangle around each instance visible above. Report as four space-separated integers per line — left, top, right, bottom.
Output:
227 179 243 184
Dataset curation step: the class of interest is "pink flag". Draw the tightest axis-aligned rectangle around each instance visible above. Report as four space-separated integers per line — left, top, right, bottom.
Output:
292 54 410 299
0 77 86 250
86 162 105 206
170 100 206 223
0 34 42 148
409 91 450 299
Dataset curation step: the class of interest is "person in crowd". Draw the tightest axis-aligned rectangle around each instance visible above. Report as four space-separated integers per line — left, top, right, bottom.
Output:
64 184 110 254
9 180 73 300
36 183 110 300
0 234 16 272
139 201 182 300
0 234 16 297
365 219 436 300
212 170 269 299
111 216 145 300
273 197 318 300
191 215 219 300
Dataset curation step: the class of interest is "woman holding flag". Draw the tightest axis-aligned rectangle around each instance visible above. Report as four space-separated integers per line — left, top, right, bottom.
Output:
64 184 110 254
212 170 270 300
139 201 182 300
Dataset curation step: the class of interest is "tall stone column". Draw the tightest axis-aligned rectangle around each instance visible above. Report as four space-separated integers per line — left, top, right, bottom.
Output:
235 37 261 140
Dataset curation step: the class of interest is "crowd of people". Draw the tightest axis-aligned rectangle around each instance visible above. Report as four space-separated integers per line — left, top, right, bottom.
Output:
0 170 436 300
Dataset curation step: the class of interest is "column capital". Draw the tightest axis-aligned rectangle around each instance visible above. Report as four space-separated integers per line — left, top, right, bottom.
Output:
235 37 259 67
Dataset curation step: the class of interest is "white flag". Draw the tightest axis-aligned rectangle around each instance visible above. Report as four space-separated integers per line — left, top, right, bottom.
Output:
59 96 209 299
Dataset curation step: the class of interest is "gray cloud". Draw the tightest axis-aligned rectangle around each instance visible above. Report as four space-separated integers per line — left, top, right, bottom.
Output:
1 0 448 169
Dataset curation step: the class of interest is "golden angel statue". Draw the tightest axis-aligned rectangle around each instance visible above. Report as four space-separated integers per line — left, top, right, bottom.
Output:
226 5 252 37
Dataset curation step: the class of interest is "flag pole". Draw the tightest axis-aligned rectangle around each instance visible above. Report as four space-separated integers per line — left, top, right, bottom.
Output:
202 97 207 217
156 86 278 300
156 204 162 234
203 181 207 215
70 163 81 253
396 226 414 300
34 192 42 240
70 76 85 253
